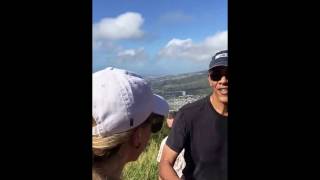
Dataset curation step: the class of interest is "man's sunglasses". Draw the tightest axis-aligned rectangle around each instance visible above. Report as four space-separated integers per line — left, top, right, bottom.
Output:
209 67 228 81
145 113 165 133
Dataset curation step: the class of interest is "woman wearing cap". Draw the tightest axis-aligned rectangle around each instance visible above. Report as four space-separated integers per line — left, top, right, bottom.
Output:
92 67 169 180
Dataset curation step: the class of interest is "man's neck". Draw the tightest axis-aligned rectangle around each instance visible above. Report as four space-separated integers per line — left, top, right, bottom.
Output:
210 95 228 117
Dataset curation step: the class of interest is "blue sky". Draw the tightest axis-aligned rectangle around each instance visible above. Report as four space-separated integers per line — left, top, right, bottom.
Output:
93 0 227 76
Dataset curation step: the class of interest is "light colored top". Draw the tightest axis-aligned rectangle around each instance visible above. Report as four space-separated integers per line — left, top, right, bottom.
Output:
157 136 186 178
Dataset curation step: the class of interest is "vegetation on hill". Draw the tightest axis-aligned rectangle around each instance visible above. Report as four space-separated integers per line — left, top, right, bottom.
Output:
148 70 211 98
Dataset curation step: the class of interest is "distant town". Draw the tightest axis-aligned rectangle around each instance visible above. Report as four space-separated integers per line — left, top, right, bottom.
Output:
167 94 206 111
148 70 210 111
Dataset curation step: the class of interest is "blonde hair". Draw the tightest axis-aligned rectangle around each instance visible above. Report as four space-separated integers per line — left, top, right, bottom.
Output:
92 118 134 180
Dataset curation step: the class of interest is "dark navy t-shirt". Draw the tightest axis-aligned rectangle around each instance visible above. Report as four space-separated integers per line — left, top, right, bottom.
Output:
166 96 227 180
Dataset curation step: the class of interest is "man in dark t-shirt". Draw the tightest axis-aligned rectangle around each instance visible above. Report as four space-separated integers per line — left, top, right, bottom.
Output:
159 50 228 180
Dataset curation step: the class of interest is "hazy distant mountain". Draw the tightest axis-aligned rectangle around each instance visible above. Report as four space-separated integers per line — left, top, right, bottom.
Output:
147 70 211 98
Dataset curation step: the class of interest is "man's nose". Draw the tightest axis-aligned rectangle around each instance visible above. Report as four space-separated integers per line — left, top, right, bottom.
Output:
219 76 228 84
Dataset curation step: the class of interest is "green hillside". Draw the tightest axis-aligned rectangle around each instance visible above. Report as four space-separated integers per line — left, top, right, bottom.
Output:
147 70 211 98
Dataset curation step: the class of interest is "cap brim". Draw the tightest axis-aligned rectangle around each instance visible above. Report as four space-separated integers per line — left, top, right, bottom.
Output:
152 94 169 116
209 61 228 70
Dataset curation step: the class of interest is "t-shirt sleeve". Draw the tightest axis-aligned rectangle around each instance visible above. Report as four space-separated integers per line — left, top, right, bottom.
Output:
166 110 188 154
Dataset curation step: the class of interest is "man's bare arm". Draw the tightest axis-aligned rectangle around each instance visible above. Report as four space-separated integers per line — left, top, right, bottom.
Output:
159 144 181 180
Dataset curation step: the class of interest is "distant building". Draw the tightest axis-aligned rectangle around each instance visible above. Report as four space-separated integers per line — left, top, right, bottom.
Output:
182 91 186 96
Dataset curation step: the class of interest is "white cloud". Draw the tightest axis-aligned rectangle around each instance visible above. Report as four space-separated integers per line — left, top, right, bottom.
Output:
158 31 228 61
116 47 148 61
165 38 193 48
203 31 228 49
93 12 144 41
118 49 137 56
